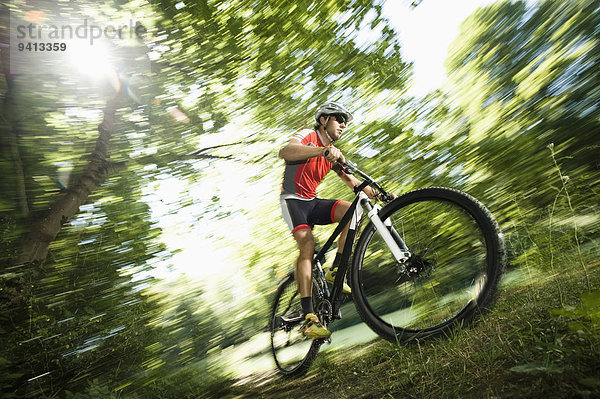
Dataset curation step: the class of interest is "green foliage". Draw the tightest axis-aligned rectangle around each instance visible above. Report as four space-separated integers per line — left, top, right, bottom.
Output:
0 173 166 396
1 0 600 397
440 0 600 211
551 290 600 338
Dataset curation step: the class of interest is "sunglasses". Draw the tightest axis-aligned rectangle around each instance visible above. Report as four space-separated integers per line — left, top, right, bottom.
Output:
330 113 348 125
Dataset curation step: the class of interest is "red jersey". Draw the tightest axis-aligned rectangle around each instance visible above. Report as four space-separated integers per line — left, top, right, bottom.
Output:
281 129 332 199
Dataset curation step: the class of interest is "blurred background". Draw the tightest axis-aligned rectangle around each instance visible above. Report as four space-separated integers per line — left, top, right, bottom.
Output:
1 0 598 397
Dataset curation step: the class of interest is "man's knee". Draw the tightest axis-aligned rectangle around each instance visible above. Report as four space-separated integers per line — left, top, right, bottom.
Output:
333 200 352 222
293 229 314 255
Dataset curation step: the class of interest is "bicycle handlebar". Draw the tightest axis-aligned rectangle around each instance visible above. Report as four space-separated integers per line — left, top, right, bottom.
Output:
323 149 394 202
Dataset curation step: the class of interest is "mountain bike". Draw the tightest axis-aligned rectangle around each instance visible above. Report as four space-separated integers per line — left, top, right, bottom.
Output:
269 159 506 376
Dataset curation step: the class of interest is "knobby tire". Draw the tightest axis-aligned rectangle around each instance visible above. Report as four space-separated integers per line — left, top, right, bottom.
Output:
351 187 506 343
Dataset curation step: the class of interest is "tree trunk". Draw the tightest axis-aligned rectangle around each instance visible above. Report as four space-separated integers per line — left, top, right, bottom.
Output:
16 96 121 264
1 48 30 216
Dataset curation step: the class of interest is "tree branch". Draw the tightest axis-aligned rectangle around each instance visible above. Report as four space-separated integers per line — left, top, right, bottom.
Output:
189 139 261 156
16 95 122 264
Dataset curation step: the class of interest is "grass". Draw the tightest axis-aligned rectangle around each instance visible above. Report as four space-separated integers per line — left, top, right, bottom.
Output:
229 247 600 399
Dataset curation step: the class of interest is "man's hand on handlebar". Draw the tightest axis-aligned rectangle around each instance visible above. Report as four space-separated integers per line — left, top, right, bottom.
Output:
369 188 396 203
322 146 345 164
325 152 397 203
378 192 397 203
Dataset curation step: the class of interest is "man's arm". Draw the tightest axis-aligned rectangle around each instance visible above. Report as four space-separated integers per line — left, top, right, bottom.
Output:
338 172 379 199
279 138 326 162
279 138 343 163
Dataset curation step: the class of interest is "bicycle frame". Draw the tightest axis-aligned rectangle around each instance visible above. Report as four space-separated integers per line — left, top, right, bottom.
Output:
312 163 411 324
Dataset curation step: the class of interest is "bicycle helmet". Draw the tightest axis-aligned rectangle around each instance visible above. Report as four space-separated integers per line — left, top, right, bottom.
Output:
315 101 353 125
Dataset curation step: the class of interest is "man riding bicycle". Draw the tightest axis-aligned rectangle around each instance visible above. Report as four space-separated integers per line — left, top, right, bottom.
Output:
279 102 379 339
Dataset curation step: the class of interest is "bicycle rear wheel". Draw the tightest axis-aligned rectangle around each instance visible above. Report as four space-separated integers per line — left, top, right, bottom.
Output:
351 187 505 343
270 273 322 376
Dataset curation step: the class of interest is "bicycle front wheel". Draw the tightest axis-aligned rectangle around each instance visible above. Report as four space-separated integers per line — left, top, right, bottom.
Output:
270 273 322 376
351 187 505 343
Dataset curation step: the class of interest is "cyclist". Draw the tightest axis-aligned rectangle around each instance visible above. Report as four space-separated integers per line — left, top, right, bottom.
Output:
279 101 379 339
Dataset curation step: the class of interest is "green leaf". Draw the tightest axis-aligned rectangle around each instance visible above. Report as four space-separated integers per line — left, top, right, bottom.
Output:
581 290 600 309
510 362 566 374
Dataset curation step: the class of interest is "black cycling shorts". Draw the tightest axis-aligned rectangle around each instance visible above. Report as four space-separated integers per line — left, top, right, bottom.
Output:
280 197 341 234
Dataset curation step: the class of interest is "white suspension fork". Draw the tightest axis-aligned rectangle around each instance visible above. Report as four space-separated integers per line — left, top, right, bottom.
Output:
358 192 411 263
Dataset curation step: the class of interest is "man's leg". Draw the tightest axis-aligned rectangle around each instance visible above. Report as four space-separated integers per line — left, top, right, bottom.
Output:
324 200 353 295
332 200 351 265
292 228 331 339
292 228 314 302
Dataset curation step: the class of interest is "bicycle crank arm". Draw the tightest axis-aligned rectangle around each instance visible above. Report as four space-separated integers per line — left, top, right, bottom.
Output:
360 193 411 263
